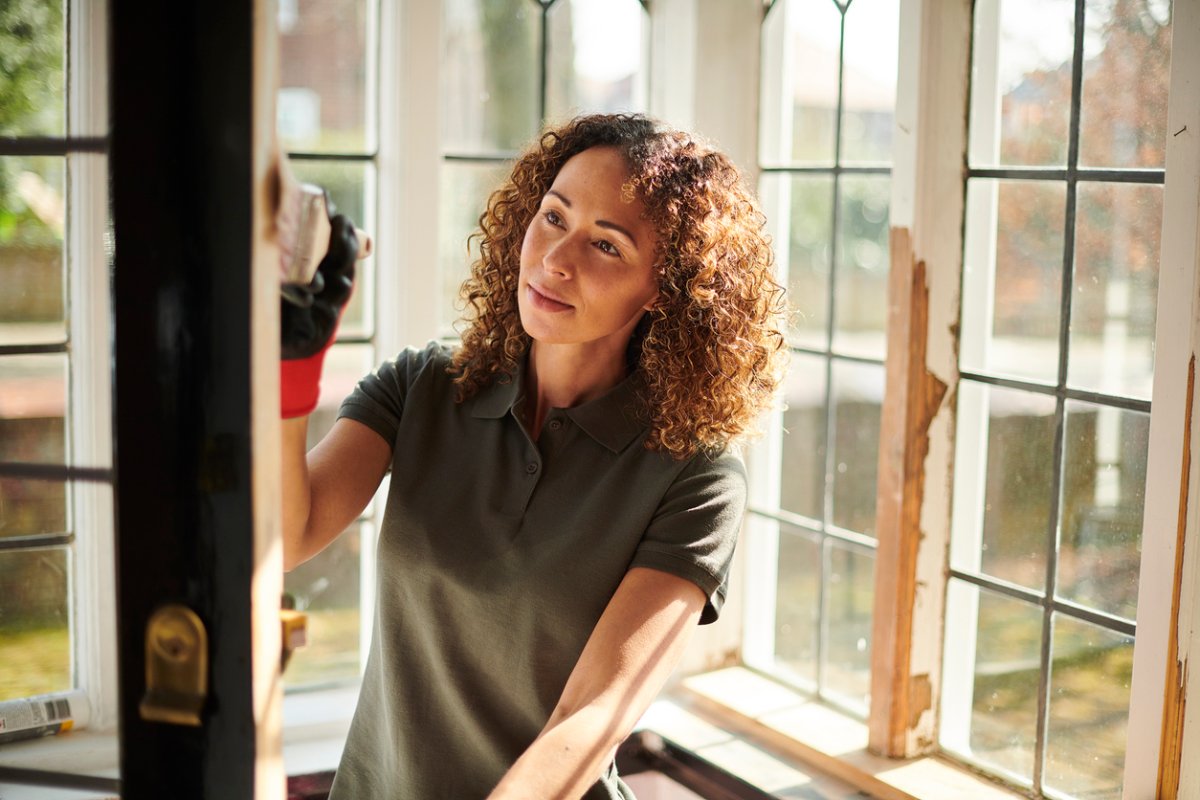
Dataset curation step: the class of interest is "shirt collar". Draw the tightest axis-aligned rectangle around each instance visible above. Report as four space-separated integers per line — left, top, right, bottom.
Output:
469 355 647 453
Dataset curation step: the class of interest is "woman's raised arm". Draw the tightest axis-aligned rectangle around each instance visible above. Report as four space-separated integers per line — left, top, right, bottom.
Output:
281 416 391 571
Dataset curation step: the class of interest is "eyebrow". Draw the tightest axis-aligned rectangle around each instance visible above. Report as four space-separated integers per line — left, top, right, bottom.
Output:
546 189 640 249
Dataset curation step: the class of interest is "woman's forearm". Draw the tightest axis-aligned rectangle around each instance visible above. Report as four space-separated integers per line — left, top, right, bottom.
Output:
486 703 630 800
281 415 312 571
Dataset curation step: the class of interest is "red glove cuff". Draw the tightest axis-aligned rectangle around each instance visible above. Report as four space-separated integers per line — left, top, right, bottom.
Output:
281 348 331 419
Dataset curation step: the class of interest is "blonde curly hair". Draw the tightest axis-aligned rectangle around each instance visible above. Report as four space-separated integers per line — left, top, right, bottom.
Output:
449 113 787 459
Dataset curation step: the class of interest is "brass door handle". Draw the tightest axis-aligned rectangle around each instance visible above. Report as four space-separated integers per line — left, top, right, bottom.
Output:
140 604 207 726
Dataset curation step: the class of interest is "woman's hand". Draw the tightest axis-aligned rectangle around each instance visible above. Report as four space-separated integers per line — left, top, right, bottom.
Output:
280 213 358 418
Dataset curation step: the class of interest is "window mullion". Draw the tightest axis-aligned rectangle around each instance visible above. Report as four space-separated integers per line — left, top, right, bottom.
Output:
67 0 116 734
1125 1 1200 795
865 0 971 759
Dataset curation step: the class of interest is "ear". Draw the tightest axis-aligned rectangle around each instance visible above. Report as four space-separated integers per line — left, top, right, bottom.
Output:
642 293 662 313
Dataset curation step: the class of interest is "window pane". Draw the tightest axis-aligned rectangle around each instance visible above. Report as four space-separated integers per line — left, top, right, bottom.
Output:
823 541 873 713
0 547 70 702
439 160 511 334
1068 182 1161 400
968 0 1075 167
308 344 376 449
1078 0 1172 169
780 351 827 522
1058 402 1147 621
0 479 67 538
941 579 1041 785
839 0 899 165
759 0 842 165
284 522 364 687
0 354 66 463
833 175 889 359
760 172 833 350
0 156 66 346
1044 614 1133 799
289 159 374 338
830 360 882 537
442 0 540 153
546 0 649 123
0 0 65 137
774 524 820 687
951 381 1055 591
961 179 1067 384
278 0 371 153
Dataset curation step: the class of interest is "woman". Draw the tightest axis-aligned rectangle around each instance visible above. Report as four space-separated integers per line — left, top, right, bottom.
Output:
280 113 786 799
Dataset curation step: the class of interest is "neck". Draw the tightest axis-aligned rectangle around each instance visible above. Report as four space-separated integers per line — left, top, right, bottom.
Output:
523 341 629 436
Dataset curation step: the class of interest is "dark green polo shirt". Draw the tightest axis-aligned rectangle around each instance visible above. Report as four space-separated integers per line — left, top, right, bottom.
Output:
328 342 745 800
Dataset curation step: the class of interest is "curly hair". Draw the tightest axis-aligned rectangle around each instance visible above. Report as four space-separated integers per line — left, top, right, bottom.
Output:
449 113 787 459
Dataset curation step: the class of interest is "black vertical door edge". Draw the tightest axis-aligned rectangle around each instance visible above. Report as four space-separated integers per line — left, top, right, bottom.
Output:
111 5 258 798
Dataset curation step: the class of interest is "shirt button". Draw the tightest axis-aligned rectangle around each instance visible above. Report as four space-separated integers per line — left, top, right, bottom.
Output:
548 419 563 432
525 462 539 474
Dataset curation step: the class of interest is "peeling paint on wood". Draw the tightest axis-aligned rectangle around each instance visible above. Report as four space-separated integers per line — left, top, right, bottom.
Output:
1158 355 1194 799
869 226 951 758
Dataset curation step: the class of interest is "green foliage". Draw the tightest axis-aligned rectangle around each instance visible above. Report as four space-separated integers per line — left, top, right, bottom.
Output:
0 1 64 246
0 0 64 135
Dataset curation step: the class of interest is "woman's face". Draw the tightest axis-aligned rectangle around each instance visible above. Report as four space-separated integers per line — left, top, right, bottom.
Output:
517 146 659 357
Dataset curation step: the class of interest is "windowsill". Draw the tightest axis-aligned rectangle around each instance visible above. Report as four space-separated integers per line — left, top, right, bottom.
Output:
1 671 1025 800
669 666 1025 800
0 686 360 800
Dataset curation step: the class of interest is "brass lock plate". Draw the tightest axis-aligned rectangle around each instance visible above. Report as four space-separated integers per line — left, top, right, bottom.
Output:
139 604 208 726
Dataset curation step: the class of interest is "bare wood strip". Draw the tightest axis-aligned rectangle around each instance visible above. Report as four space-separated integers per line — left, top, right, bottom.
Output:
870 227 949 757
1158 355 1195 798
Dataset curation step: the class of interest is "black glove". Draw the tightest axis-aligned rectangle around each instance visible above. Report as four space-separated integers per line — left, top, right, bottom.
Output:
279 213 358 418
281 213 358 359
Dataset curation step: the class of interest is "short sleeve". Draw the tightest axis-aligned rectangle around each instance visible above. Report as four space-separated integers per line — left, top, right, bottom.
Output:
337 341 450 450
629 449 747 624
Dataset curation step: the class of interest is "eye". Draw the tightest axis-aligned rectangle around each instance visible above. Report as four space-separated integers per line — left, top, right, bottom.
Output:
594 239 622 258
543 209 564 227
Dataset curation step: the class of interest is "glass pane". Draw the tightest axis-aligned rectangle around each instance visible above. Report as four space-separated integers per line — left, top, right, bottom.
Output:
0 479 67 538
833 175 890 359
1044 614 1133 799
774 524 820 687
0 157 66 346
1058 402 1148 621
760 0 842 165
289 159 374 338
968 0 1075 167
760 172 833 349
830 360 882 537
0 0 65 137
823 541 873 713
839 0 900 165
546 0 649 123
440 160 511 334
284 523 364 687
277 0 370 153
0 547 71 702
308 344 376 448
1068 183 1161 399
442 0 540 153
1079 0 1172 169
780 351 827 522
961 179 1067 384
942 579 1042 785
951 381 1055 591
0 354 66 464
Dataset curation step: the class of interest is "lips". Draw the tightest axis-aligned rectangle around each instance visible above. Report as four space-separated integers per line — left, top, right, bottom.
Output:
527 283 574 312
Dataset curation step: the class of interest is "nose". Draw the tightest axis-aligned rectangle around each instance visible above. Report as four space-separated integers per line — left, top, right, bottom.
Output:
542 232 580 278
